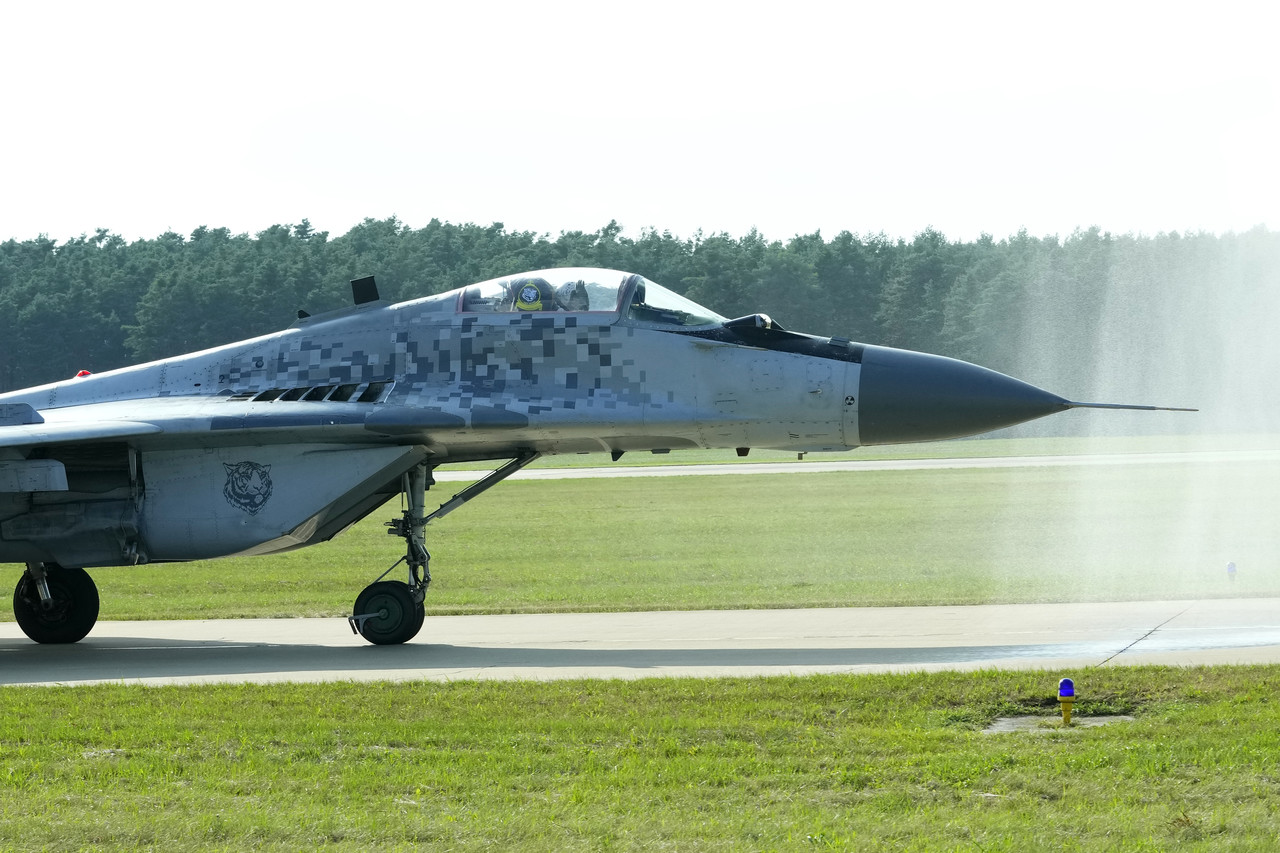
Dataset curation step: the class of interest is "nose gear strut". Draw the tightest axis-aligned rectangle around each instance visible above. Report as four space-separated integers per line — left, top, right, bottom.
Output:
348 452 542 644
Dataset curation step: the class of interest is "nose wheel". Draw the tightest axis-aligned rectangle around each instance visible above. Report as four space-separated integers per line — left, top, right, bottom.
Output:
351 580 426 645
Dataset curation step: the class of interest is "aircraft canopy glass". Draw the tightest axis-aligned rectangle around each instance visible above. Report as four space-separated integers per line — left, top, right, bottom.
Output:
457 268 725 327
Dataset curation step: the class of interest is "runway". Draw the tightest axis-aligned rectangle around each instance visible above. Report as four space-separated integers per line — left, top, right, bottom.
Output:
3 598 1279 686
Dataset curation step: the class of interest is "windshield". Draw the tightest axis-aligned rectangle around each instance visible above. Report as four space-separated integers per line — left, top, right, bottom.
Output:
623 277 725 326
457 268 725 327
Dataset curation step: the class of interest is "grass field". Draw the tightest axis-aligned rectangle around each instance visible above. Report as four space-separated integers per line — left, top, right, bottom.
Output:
2 436 1278 850
3 667 1280 850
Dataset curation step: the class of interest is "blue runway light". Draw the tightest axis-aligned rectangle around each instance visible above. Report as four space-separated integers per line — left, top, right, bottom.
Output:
1057 677 1076 725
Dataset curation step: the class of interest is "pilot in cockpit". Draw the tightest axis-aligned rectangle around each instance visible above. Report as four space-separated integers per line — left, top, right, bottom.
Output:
510 277 555 311
554 280 589 311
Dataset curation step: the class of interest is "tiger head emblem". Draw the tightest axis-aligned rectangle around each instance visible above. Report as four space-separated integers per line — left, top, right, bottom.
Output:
223 461 273 515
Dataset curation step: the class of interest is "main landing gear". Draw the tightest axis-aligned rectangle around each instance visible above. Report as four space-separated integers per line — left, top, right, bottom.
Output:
348 453 541 645
13 562 100 644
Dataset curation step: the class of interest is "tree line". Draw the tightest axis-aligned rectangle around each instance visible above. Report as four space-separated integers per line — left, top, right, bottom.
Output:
2 218 1275 434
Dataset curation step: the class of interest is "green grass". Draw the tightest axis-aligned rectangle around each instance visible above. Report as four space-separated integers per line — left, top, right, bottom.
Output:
4 441 1276 620
2 437 1278 850
3 667 1280 851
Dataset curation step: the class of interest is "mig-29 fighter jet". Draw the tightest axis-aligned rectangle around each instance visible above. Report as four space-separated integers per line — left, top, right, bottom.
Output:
0 268 1191 645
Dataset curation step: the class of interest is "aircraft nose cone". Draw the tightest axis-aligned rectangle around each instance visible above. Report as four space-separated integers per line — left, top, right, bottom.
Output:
856 345 1069 445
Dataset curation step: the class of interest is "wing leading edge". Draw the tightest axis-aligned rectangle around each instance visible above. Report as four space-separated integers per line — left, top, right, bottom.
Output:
0 419 164 450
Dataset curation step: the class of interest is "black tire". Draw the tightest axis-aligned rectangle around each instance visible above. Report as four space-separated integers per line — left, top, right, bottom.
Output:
352 581 424 645
13 565 100 644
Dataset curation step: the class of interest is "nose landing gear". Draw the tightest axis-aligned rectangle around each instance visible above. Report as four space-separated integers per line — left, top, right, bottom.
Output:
348 452 540 645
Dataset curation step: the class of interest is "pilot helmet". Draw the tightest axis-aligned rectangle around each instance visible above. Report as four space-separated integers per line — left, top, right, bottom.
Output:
554 280 590 311
512 277 552 311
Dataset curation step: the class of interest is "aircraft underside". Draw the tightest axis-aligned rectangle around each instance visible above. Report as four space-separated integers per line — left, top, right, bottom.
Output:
7 450 540 646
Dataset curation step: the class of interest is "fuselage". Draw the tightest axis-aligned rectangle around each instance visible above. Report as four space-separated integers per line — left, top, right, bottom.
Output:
0 268 1070 568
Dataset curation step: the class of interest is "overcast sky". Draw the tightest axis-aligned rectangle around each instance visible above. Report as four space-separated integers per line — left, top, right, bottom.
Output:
3 1 1275 245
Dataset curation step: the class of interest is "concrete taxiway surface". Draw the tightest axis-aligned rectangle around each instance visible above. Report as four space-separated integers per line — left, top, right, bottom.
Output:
2 598 1278 686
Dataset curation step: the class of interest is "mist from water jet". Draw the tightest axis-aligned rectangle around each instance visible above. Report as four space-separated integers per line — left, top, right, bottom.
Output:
986 228 1280 604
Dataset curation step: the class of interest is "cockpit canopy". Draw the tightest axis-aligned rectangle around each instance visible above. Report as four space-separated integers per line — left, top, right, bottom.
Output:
456 268 726 327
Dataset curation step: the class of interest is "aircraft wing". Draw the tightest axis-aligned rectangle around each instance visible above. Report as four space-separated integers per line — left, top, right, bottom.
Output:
0 397 390 453
0 419 164 449
0 392 603 463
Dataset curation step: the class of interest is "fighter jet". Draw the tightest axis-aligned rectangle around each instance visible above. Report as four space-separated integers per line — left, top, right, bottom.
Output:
0 268 1192 645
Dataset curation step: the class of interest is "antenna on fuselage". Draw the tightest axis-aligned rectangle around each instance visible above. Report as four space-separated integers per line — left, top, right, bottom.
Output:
351 275 380 305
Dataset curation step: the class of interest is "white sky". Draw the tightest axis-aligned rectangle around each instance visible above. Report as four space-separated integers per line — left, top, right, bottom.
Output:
2 0 1276 244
